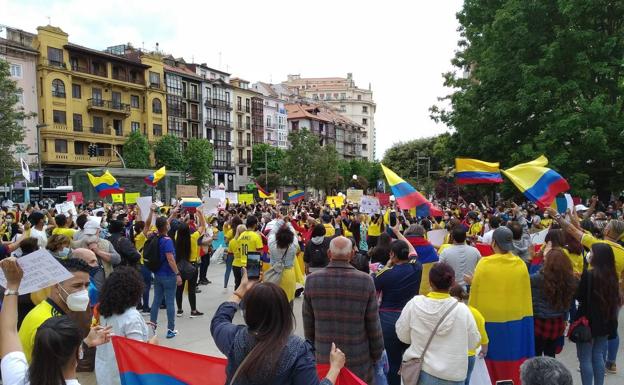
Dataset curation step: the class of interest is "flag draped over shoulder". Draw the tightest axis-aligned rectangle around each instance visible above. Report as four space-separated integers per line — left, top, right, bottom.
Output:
145 167 166 186
455 158 503 184
288 189 305 203
380 164 441 216
112 336 365 385
468 254 534 385
501 155 569 208
87 170 124 197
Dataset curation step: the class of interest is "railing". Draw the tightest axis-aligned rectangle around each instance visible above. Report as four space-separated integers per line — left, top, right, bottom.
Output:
149 82 163 90
206 119 231 130
237 104 242 111
91 66 107 77
45 58 66 68
47 123 70 132
112 72 128 82
71 63 89 73
88 126 113 135
214 160 233 170
73 125 83 132
87 98 131 114
205 99 232 110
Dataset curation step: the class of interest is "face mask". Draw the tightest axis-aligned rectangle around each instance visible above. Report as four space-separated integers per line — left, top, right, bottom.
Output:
59 247 70 258
58 285 90 311
5 218 12 224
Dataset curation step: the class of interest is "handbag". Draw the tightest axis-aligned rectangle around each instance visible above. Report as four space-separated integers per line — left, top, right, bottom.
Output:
568 273 592 343
263 246 289 284
398 300 459 385
177 259 197 281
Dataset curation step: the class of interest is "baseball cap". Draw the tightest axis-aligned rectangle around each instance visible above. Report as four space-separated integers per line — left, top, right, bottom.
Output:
492 227 514 252
83 221 100 235
575 204 589 212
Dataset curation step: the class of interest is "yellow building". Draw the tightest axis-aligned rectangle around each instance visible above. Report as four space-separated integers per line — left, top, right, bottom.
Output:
33 25 166 181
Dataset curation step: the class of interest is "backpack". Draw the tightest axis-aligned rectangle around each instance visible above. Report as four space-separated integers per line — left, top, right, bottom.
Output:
309 241 328 267
144 234 164 272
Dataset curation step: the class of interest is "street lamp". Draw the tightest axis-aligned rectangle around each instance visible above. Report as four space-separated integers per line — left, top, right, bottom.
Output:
35 124 48 201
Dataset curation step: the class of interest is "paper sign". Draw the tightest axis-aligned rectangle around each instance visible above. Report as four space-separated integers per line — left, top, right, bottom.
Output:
0 249 73 295
346 189 364 202
67 192 84 204
210 190 226 208
427 229 449 248
176 184 198 198
326 196 344 208
238 193 254 205
137 196 152 221
565 193 574 214
55 201 76 216
112 193 124 203
202 197 221 216
360 196 380 214
225 192 238 204
125 192 140 204
376 193 390 206
530 229 548 245
20 158 31 182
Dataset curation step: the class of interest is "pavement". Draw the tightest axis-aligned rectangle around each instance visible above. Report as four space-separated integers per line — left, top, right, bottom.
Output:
78 261 624 384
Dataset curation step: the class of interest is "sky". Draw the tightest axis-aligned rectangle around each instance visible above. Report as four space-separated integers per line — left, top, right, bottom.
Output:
2 0 464 160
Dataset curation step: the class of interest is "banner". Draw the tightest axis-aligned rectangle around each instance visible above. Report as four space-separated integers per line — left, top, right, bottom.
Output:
112 193 124 203
375 192 390 206
176 184 198 198
360 196 380 214
125 192 140 204
66 192 84 204
326 196 344 208
238 193 254 205
346 189 364 202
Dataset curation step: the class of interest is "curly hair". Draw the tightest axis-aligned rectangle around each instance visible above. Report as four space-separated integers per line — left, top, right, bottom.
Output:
98 266 144 317
46 234 70 252
541 248 577 312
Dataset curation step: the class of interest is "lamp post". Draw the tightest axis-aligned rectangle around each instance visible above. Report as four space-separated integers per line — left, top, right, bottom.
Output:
35 124 48 201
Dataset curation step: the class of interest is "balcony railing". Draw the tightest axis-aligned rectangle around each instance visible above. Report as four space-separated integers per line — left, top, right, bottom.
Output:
88 126 113 135
52 90 66 98
87 98 131 115
189 93 200 102
214 160 234 170
205 99 232 110
149 82 163 90
44 57 66 68
206 119 231 130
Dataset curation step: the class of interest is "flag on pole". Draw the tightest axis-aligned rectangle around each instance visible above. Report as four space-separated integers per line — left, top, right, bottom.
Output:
288 190 305 203
111 336 366 385
87 170 124 197
380 164 441 216
255 182 274 199
144 166 166 186
20 158 31 182
501 155 569 208
455 158 503 184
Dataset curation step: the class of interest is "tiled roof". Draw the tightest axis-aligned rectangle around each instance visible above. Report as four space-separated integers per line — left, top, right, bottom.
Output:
164 64 203 81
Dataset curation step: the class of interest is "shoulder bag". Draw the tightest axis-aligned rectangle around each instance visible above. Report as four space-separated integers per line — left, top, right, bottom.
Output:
398 300 459 385
263 246 288 284
568 273 592 343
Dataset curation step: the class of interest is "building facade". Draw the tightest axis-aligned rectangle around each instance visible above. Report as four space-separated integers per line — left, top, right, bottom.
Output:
230 78 262 190
253 82 288 149
163 57 203 146
33 25 167 187
282 73 376 160
0 26 38 165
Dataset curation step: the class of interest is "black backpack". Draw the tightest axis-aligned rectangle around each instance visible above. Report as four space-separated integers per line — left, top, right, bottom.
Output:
144 234 163 272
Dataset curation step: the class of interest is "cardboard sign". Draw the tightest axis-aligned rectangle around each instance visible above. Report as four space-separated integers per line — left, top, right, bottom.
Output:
360 196 380 214
66 192 84 204
427 229 448 248
346 189 364 202
0 249 73 295
376 193 391 206
112 193 124 203
125 192 140 204
202 197 221 216
326 196 344 208
238 193 254 205
176 184 198 198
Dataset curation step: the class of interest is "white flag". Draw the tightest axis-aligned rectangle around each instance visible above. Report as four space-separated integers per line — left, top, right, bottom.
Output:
20 158 30 182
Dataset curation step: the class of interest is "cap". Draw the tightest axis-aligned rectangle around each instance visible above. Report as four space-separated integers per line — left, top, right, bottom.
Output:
492 227 514 252
83 221 100 235
575 204 589 212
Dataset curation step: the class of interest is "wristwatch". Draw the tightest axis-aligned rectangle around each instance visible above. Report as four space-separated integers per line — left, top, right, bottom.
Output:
4 289 18 296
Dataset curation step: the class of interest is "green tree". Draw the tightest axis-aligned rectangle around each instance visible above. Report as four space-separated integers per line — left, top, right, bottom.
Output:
153 134 186 171
123 131 150 168
251 143 285 178
312 145 340 193
256 172 281 192
0 59 30 185
382 137 445 190
431 0 624 197
184 138 213 193
283 129 321 190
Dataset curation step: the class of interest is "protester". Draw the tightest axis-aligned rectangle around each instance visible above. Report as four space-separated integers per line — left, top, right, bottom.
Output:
396 262 480 385
303 236 384 384
0 257 112 385
174 210 206 318
52 213 76 239
519 357 573 385
234 216 263 290
267 218 300 302
227 224 246 289
478 215 499 244
303 223 331 274
198 217 219 285
367 213 384 248
45 234 71 259
71 248 104 306
107 220 141 267
27 210 55 248
439 226 481 289
77 221 120 277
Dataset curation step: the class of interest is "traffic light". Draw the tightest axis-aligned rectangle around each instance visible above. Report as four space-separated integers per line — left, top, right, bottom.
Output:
88 144 97 157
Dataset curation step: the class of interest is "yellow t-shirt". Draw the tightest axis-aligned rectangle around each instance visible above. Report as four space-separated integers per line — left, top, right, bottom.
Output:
437 243 451 254
52 227 76 238
368 219 382 237
229 238 242 267
235 230 263 267
18 300 64 362
190 231 201 263
563 249 584 275
323 223 335 237
468 222 483 237
223 223 234 243
134 232 147 264
468 305 489 356
581 234 624 279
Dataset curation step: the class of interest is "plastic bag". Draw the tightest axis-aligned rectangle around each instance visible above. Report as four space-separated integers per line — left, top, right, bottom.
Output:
470 354 491 385
211 246 225 263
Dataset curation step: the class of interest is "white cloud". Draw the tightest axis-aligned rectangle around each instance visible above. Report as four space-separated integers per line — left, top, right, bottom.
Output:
2 0 462 159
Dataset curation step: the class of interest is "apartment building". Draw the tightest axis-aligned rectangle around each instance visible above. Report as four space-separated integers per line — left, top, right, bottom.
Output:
33 25 167 187
283 73 376 160
253 82 288 149
230 78 262 190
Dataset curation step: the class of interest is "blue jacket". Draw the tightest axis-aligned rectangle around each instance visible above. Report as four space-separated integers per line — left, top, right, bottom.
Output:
530 271 567 319
210 302 332 385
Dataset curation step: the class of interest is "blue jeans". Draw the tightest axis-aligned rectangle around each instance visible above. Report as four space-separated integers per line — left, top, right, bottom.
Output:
605 306 620 365
379 311 409 385
465 355 475 385
576 336 608 385
418 371 464 385
150 274 177 331
140 265 153 311
224 254 233 288
374 350 389 385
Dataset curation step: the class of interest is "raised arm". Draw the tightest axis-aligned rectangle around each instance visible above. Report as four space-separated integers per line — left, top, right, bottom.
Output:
0 257 23 357
142 204 156 237
391 223 416 256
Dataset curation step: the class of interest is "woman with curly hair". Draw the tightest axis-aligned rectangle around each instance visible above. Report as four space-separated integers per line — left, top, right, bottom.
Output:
95 267 154 385
530 248 577 357
45 234 71 259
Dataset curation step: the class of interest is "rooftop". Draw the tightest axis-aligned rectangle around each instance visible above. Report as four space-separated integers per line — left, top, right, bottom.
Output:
65 43 151 68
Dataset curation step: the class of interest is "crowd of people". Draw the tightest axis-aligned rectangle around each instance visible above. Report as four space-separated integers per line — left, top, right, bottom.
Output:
0 193 621 385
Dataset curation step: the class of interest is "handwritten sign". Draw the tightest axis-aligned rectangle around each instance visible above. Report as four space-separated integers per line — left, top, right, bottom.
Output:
210 190 226 208
55 201 77 217
112 194 124 203
137 196 152 221
176 184 198 198
360 196 380 214
0 249 73 294
125 192 140 204
346 189 364 202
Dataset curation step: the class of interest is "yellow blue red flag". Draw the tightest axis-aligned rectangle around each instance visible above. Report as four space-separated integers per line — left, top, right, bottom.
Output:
87 170 124 197
145 166 166 186
455 158 503 184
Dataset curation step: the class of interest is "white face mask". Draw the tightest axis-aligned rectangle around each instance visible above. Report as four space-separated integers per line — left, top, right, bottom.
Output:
58 285 90 311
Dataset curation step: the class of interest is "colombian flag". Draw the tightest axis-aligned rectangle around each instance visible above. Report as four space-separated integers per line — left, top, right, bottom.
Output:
87 170 124 197
255 182 274 199
288 189 305 203
502 155 569 208
112 336 366 385
455 158 503 184
144 166 166 186
381 164 440 216
468 253 534 385
406 235 438 295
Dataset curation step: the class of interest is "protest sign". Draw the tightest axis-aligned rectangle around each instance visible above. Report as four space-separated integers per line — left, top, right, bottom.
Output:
326 196 344 208
112 194 124 203
202 197 221 216
238 193 254 205
225 192 238 204
125 192 140 204
210 190 226 208
176 184 198 198
376 193 390 206
55 201 77 217
360 196 380 214
346 189 364 202
530 229 548 245
66 192 84 204
136 196 152 221
20 158 30 182
0 249 73 295
427 229 448 248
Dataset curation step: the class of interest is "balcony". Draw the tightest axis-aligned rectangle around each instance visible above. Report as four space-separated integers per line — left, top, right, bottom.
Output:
43 152 115 166
206 119 232 130
237 158 247 165
205 99 232 110
41 123 71 135
213 160 234 171
43 57 67 69
188 93 200 102
88 126 113 135
213 139 232 149
87 98 131 116
149 82 163 90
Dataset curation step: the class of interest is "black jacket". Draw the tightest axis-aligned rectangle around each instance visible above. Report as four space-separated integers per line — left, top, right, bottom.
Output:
575 270 618 337
107 233 141 266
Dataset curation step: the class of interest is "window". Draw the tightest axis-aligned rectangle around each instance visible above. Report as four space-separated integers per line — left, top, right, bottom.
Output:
247 150 251 160
92 88 102 101
237 114 243 128
266 115 272 127
149 72 160 87
190 104 199 120
245 116 250 130
247 167 251 176
239 166 244 176
245 98 250 113
153 124 163 136
267 132 271 140
237 96 242 110
362 106 368 113
357 94 362 100
74 141 87 155
16 90 23 104
47 47 63 67
72 84 81 99
237 132 243 144
246 133 251 146
93 116 104 132
73 114 83 131
312 94 318 100
362 118 368 125
53 110 66 124
181 103 187 118
205 87 211 100
9 63 22 78
340 93 346 99
131 122 140 133
152 98 162 114
131 95 140 108
51 79 65 98
54 139 68 153
191 84 198 100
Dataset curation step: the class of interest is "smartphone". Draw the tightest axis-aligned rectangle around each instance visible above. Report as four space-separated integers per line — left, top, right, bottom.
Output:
496 381 514 385
390 211 397 227
246 254 261 280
